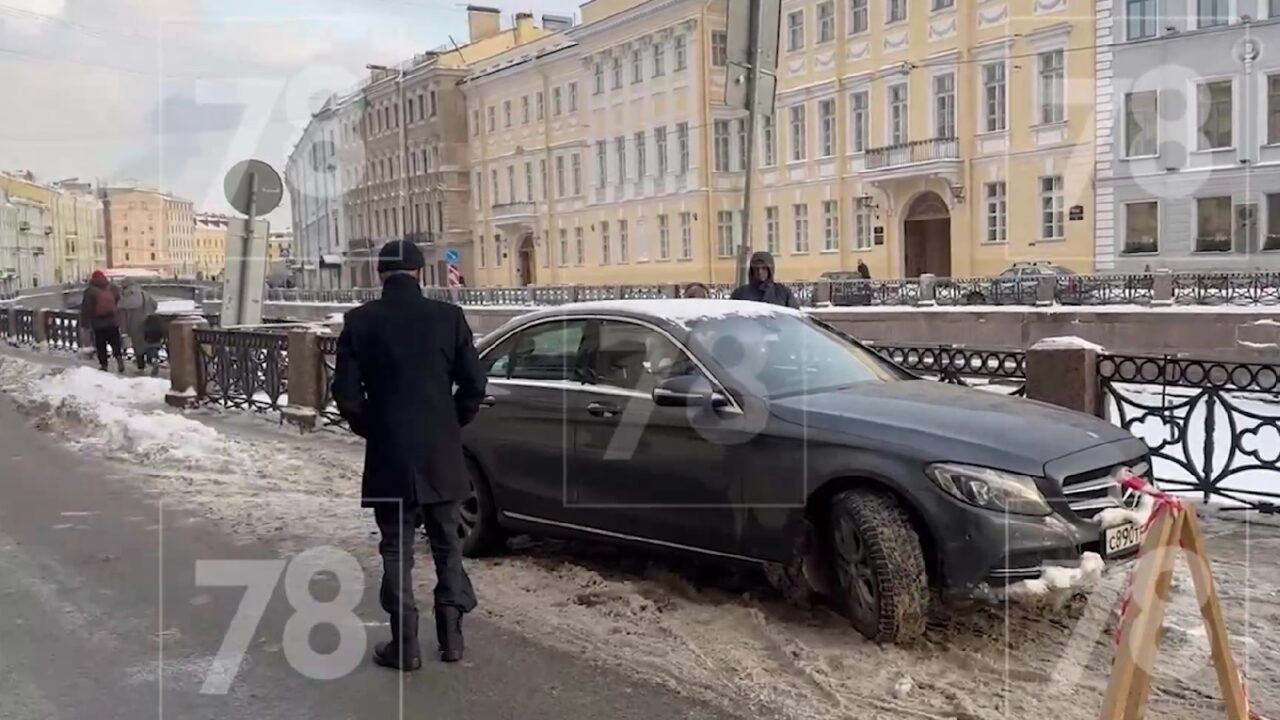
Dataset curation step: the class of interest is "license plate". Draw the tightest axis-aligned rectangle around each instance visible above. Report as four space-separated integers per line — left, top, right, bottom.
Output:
1103 522 1144 558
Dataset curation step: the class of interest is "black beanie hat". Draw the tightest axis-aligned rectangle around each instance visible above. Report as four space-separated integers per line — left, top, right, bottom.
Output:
377 239 425 274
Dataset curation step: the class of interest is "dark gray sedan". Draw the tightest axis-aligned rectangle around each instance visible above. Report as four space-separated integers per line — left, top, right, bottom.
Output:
459 300 1149 642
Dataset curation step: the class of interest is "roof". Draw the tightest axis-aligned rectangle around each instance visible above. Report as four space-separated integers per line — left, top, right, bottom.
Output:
520 298 804 329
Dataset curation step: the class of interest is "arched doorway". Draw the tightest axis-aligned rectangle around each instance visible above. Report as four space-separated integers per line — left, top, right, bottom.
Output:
902 192 952 278
517 233 536 286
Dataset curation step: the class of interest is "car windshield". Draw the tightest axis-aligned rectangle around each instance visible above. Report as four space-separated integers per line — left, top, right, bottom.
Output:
683 314 912 399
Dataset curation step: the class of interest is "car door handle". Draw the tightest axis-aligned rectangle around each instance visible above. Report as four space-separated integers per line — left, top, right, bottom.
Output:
587 401 619 417
480 395 496 408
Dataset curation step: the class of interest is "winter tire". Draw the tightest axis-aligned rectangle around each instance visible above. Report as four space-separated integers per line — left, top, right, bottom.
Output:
460 457 505 558
827 489 929 644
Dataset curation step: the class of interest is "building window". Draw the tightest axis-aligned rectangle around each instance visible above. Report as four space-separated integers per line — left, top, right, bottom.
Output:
819 99 836 157
822 200 840 251
486 106 495 132
653 43 665 77
887 0 907 23
933 73 955 138
985 182 1007 243
631 49 643 84
553 87 563 116
594 63 604 94
612 58 623 89
636 131 647 178
765 206 779 254
429 90 438 117
555 156 566 197
712 31 728 67
618 220 629 262
539 160 548 200
1197 0 1228 27
1269 76 1280 145
656 126 669 175
1266 194 1280 250
1126 0 1157 39
568 82 578 111
850 90 869 152
490 169 499 205
1040 175 1064 240
889 84 908 145
1196 196 1233 252
521 95 530 124
817 1 835 43
1272 0 1280 18
854 203 872 250
1197 80 1233 150
572 154 582 195
575 227 585 264
1038 50 1065 125
525 162 534 202
536 91 544 120
558 228 569 266
789 104 807 161
1123 201 1159 254
506 166 516 204
615 136 627 181
679 212 693 259
983 61 1007 132
1237 202 1260 251
658 215 671 259
849 0 868 34
736 119 748 170
793 204 810 253
503 100 512 127
596 141 607 188
787 10 805 51
932 0 954 8
677 122 690 173
601 221 611 264
716 211 735 257
674 35 687 70
1125 91 1159 157
761 115 776 166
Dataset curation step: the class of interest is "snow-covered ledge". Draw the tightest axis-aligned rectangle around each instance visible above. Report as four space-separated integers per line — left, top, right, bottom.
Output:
1025 336 1108 418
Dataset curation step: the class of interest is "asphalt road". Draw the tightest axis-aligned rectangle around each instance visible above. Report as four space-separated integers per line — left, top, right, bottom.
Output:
0 397 735 720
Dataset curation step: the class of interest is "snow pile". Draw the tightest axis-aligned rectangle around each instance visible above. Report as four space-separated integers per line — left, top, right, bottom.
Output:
1031 336 1106 352
1096 493 1156 529
156 299 199 314
1005 552 1107 606
0 358 233 465
562 299 802 328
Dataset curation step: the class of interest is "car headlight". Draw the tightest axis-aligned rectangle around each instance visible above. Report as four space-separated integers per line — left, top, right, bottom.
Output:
926 463 1052 516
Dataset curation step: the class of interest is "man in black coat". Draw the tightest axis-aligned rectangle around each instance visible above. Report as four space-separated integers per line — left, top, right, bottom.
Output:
730 250 800 308
331 240 486 670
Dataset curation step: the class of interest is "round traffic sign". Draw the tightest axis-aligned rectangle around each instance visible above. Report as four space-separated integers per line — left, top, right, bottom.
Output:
223 159 283 217
445 248 460 264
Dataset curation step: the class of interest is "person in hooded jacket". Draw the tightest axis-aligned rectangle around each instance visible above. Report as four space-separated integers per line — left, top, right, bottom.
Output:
331 239 486 671
116 278 159 373
730 251 800 308
80 271 125 372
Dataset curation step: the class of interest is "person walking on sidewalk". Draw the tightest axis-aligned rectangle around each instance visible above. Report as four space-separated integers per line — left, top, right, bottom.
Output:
331 239 487 671
116 278 158 373
80 270 124 372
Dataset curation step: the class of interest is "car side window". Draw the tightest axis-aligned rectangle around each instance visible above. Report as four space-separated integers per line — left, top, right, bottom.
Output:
590 320 703 392
505 320 587 381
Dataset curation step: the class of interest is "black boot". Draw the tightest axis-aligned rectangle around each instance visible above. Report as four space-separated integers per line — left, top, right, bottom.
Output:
116 357 125 373
435 606 464 663
372 614 421 671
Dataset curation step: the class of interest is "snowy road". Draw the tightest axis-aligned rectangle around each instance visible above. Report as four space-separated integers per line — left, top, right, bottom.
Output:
2 348 1279 720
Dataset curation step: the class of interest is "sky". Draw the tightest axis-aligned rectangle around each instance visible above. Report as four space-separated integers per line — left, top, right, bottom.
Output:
0 0 580 227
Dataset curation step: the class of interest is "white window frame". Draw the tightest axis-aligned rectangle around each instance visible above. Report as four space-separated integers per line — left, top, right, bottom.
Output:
1193 195 1235 253
850 89 869 153
819 98 837 157
984 181 1007 244
1196 0 1232 28
822 199 840 251
1192 76 1236 152
1125 0 1158 40
849 0 869 34
933 72 956 139
679 212 693 259
787 10 805 52
1122 200 1160 255
656 126 669 175
716 210 735 257
1123 90 1160 158
789 104 808 162
888 83 909 145
854 203 872 250
1037 49 1066 126
817 1 835 43
1039 175 1065 241
658 215 671 260
886 0 907 24
982 61 1008 133
761 114 777 166
793 203 810 253
765 206 780 254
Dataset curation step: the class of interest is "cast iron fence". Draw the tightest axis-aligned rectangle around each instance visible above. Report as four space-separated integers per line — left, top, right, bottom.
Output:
12 309 35 344
44 310 80 352
1171 271 1280 306
867 342 1028 396
194 329 289 414
1098 353 1280 512
1058 273 1156 306
317 334 346 429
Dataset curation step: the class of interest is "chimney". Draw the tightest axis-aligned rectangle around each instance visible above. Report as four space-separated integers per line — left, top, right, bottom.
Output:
515 11 535 38
467 5 501 43
542 13 573 31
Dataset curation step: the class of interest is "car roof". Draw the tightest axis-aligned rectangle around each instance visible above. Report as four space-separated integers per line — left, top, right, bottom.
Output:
516 298 804 329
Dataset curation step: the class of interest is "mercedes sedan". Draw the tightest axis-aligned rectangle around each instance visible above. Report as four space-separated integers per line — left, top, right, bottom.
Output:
458 299 1150 643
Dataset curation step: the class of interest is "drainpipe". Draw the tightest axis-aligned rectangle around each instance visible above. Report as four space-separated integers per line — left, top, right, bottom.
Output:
700 0 717 283
539 66 557 284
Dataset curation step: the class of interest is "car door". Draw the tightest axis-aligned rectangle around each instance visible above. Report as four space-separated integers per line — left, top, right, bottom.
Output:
465 318 590 522
566 318 742 555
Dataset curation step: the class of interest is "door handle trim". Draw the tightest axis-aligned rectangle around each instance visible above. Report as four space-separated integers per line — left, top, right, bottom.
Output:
480 395 496 408
586 401 619 417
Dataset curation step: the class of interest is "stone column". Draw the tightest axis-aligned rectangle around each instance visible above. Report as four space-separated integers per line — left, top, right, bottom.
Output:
917 274 937 307
32 308 49 349
165 316 208 408
1025 339 1106 418
1151 269 1173 307
282 327 321 431
815 278 833 306
4 306 16 343
665 283 681 299
1035 275 1057 307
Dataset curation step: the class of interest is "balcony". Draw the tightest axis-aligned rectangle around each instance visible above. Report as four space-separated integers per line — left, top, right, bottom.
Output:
490 201 538 235
863 137 961 182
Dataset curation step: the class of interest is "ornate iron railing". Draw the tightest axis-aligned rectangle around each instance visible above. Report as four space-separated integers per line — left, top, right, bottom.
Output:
0 309 8 337
1098 354 1280 512
1057 273 1156 306
868 342 1027 396
316 333 346 429
830 279 922 306
44 310 81 352
1171 272 1280 306
194 329 289 414
12 308 35 344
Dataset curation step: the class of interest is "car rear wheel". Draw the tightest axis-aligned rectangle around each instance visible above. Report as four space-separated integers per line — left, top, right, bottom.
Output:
828 489 929 643
459 457 506 558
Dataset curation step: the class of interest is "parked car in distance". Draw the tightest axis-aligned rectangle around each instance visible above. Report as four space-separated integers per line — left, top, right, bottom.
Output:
459 299 1149 643
954 261 1079 305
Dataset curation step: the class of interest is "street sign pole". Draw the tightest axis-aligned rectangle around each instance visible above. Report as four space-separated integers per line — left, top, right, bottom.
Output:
238 171 257 327
738 3 762 287
221 158 282 328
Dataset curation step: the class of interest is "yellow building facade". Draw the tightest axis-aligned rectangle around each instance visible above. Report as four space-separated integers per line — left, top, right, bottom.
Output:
194 213 228 280
464 0 1097 286
0 173 106 283
102 188 196 276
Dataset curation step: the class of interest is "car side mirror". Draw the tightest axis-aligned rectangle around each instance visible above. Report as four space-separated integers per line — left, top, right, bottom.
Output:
652 374 728 408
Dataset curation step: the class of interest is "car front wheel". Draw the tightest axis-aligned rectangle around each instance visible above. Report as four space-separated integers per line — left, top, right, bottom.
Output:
828 489 930 643
459 457 506 558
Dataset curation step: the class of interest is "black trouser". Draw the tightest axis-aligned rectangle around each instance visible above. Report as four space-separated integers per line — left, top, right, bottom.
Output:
92 326 123 367
374 502 477 643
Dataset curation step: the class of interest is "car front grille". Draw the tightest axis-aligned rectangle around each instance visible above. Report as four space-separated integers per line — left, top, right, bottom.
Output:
1061 457 1149 520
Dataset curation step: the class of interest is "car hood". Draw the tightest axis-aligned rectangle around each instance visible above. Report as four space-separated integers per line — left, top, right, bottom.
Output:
768 380 1133 476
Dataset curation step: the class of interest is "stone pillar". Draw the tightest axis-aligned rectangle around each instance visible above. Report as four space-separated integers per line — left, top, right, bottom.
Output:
917 274 937 307
567 285 580 303
165 316 208 408
282 327 321 431
32 308 49 348
1025 339 1106 419
1152 269 1173 307
1035 275 1057 306
815 278 833 306
4 306 16 343
665 283 681 298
